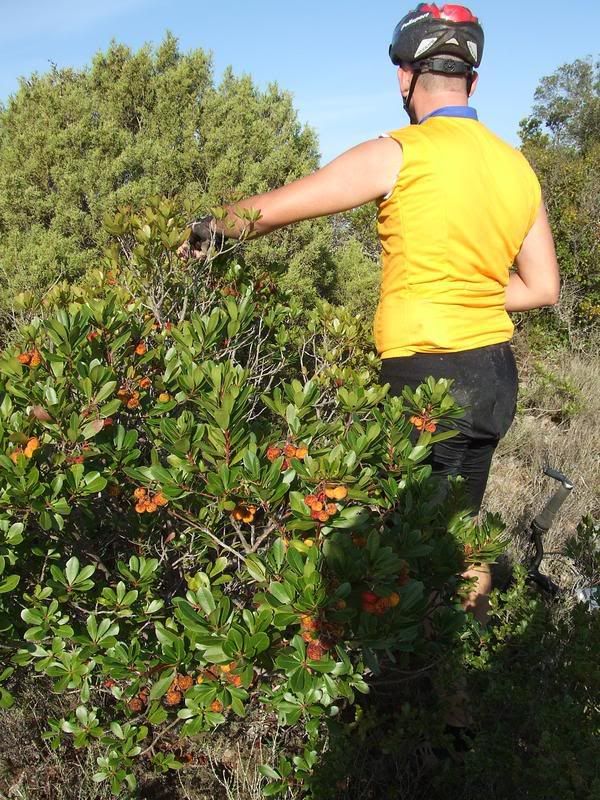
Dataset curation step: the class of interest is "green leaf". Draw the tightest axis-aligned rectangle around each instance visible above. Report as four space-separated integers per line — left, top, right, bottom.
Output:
248 632 270 656
0 574 19 593
245 555 267 583
82 419 105 439
65 557 80 585
149 668 177 701
269 582 294 604
197 587 216 615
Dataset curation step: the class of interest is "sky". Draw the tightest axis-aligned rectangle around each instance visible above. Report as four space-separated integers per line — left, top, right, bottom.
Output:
0 0 598 165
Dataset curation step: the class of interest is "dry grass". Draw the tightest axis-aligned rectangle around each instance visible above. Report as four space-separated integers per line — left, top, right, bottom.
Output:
485 343 599 589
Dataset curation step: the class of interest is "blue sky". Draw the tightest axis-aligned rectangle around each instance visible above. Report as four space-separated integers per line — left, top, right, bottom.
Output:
0 1 598 164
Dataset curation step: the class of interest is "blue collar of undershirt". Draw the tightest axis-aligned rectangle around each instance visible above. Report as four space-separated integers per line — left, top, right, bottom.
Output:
419 106 479 124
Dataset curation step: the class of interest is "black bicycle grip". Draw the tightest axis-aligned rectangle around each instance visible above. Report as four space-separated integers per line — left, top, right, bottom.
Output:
533 483 573 531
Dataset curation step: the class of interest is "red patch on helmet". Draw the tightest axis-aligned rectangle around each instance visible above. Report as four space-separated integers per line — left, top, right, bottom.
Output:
418 3 442 16
439 4 479 23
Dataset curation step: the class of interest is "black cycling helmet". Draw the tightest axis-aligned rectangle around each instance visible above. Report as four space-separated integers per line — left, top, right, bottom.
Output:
389 4 484 121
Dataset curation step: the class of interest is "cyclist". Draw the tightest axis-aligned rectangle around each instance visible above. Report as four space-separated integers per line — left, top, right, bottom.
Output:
182 5 559 629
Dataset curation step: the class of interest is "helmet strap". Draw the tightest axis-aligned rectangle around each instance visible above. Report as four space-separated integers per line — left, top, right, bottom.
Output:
403 70 421 125
466 72 474 97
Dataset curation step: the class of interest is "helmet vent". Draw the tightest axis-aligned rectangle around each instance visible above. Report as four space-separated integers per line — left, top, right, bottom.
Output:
467 41 478 61
414 37 438 58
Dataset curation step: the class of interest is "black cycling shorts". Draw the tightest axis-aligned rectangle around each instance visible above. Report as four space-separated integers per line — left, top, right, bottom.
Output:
380 342 518 512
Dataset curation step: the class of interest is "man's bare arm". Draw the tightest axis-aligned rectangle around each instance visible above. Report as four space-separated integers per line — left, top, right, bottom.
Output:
214 137 403 238
506 203 560 312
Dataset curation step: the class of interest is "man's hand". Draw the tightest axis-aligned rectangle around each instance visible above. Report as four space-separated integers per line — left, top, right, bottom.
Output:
178 215 225 260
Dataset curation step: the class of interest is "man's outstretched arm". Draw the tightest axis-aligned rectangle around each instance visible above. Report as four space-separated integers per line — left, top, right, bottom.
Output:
190 138 403 246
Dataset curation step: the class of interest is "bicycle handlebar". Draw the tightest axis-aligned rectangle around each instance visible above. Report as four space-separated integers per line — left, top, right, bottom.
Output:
532 468 574 532
526 467 575 597
543 466 574 488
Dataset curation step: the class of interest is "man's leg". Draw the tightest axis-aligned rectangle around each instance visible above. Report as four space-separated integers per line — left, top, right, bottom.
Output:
456 439 497 625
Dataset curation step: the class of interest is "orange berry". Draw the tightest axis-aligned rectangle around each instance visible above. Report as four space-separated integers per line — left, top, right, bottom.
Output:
17 353 31 365
134 501 146 514
196 674 204 685
303 539 315 548
164 689 183 707
233 504 255 523
24 437 40 458
133 487 147 500
210 699 224 713
317 511 330 523
307 642 325 660
145 501 158 513
29 350 41 368
326 503 337 515
295 447 308 459
134 342 147 356
325 485 348 500
424 421 437 433
388 592 401 608
241 505 256 523
127 396 140 409
158 392 171 403
374 598 389 615
138 376 152 389
266 446 281 462
304 495 319 509
300 615 318 631
335 599 347 610
230 675 242 687
283 444 296 458
127 697 144 713
177 675 194 692
153 492 168 507
87 331 100 342
220 662 237 674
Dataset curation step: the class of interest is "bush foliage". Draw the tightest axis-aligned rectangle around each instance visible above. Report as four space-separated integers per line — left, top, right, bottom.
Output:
0 201 512 796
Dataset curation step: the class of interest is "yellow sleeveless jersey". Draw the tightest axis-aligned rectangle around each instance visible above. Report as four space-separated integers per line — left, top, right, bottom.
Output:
375 114 542 357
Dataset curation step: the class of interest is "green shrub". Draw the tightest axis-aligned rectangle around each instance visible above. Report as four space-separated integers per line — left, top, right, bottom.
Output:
0 199 508 796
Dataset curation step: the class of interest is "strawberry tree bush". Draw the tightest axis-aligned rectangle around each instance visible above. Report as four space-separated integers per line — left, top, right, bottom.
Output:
0 199 507 797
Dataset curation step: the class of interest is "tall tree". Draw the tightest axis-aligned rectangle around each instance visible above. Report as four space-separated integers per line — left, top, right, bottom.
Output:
519 57 600 336
0 34 331 313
